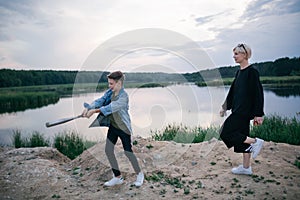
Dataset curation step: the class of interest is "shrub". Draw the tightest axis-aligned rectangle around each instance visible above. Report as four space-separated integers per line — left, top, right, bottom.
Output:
12 130 49 148
153 115 300 145
152 124 220 143
29 132 50 147
251 115 300 145
54 131 93 160
12 130 24 148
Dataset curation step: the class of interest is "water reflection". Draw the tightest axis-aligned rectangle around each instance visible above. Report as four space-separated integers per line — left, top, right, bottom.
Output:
0 84 299 146
0 84 299 114
0 92 59 114
263 85 300 97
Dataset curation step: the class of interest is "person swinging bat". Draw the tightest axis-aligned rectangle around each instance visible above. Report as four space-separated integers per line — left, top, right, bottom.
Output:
46 71 144 187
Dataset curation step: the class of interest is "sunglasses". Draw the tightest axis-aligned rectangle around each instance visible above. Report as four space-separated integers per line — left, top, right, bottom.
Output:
238 44 247 55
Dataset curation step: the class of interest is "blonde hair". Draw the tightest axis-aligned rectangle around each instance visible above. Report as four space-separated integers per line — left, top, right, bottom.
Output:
233 43 252 59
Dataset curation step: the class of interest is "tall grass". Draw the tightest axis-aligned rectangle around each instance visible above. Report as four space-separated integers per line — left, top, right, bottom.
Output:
12 130 24 148
196 76 300 87
153 115 300 145
152 124 220 143
54 131 94 160
11 130 96 159
250 115 300 145
0 92 59 113
12 130 50 148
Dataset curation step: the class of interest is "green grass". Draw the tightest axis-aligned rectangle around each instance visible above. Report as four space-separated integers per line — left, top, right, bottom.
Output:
12 130 50 148
294 158 300 169
11 130 96 160
0 91 60 114
151 124 220 143
250 115 300 145
137 82 168 88
260 76 300 85
54 131 96 160
196 76 300 87
146 171 203 195
0 83 108 96
153 115 300 145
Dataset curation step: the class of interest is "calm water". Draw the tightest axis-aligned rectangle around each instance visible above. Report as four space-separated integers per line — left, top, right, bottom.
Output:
0 84 299 145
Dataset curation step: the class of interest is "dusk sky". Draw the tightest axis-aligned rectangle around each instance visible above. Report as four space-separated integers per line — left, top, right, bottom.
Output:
0 0 299 73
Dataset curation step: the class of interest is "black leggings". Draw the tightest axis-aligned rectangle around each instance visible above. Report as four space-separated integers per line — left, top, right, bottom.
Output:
220 113 251 153
105 125 141 177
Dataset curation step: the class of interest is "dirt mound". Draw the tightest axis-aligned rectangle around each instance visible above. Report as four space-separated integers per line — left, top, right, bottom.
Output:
0 138 299 199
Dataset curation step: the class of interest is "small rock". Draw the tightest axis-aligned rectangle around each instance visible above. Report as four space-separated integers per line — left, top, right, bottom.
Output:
191 161 197 166
153 154 162 160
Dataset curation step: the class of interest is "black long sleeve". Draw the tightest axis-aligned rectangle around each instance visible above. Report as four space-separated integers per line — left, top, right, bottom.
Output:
222 65 264 119
249 68 264 118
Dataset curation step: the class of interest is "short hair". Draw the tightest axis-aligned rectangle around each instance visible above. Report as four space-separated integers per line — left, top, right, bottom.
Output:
107 71 125 82
233 43 252 59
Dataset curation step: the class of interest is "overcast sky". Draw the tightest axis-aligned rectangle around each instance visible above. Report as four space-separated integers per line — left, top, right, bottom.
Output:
0 0 299 73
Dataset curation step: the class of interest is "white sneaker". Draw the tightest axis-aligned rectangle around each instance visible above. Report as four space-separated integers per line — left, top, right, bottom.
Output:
252 138 264 159
104 176 124 187
134 172 144 187
231 165 252 175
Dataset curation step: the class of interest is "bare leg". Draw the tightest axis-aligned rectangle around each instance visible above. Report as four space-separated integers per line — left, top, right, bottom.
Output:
243 153 251 168
243 136 256 144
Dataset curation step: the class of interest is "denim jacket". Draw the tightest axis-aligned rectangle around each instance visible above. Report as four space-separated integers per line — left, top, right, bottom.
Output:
84 88 132 134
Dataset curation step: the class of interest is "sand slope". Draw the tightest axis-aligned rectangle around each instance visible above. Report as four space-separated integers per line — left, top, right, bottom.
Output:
1 138 299 199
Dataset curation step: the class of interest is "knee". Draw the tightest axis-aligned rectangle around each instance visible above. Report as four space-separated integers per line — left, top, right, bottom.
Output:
105 145 114 156
124 150 134 158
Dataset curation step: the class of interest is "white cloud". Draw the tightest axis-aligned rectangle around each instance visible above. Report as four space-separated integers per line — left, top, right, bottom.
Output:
201 0 300 66
0 0 298 71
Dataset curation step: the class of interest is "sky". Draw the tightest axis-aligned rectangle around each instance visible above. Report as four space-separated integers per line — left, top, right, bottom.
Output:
0 0 299 73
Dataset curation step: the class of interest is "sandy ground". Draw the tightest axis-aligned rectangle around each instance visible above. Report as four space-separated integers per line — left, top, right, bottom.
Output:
0 137 299 200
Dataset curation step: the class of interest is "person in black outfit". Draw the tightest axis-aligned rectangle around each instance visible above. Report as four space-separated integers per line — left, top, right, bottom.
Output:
220 44 264 175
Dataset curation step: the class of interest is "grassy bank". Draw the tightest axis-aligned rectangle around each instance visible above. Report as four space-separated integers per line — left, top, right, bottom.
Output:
196 76 300 87
0 91 59 113
0 82 169 113
0 82 169 95
152 115 300 145
10 115 300 159
12 130 96 160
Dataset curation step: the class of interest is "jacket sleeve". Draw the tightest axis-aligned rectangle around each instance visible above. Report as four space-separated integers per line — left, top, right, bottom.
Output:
250 69 264 117
100 92 128 116
84 89 112 110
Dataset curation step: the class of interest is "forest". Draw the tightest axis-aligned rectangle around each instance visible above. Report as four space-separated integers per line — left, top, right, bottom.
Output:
0 57 299 88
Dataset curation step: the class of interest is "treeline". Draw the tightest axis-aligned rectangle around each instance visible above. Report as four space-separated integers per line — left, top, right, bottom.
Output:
0 70 114 87
0 57 299 88
184 57 300 81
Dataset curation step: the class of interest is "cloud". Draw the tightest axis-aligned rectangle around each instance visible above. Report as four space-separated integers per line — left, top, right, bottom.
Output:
200 1 300 67
242 0 300 20
0 0 299 71
194 10 231 25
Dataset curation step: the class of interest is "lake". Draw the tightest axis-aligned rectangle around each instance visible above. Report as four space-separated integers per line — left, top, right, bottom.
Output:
0 84 299 145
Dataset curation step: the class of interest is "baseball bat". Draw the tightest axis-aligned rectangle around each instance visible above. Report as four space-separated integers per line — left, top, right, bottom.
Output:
45 114 83 128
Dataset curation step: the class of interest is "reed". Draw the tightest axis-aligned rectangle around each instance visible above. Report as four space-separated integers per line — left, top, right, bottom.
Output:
11 130 96 159
250 115 300 145
151 124 220 143
54 131 96 160
153 115 300 145
12 130 50 148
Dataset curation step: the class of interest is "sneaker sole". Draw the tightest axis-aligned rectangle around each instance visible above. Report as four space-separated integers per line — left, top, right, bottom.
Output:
231 170 252 175
252 140 264 159
104 182 124 187
232 172 253 175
